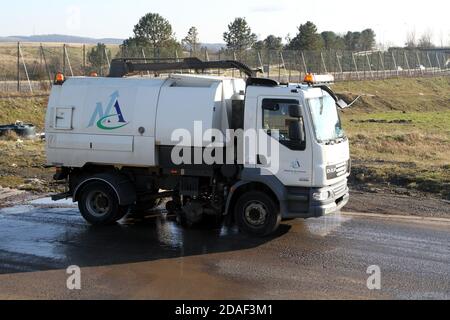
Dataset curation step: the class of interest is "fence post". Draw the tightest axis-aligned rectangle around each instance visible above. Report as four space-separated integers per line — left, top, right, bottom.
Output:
392 51 398 77
39 46 43 74
280 51 287 81
404 51 411 76
278 51 281 82
284 52 291 82
234 52 242 78
441 53 446 70
321 51 328 74
65 45 74 76
379 51 386 79
218 52 221 76
231 52 236 77
17 42 20 92
426 52 433 75
257 51 264 77
416 51 423 75
336 52 343 80
18 43 33 93
83 44 86 74
301 51 307 74
104 46 111 71
436 52 441 71
40 44 52 86
142 48 151 76
352 53 360 80
366 53 374 79
63 44 66 74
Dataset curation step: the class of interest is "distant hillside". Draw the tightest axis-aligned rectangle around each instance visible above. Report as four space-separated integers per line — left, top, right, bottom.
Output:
200 43 226 52
0 34 124 45
0 34 226 51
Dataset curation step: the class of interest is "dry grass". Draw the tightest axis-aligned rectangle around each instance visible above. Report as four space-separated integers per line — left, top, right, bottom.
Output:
0 93 56 193
0 43 121 79
0 130 19 141
0 93 48 130
337 77 450 199
0 139 59 192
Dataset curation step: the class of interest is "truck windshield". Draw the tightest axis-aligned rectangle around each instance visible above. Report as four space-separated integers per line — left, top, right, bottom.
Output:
308 94 345 144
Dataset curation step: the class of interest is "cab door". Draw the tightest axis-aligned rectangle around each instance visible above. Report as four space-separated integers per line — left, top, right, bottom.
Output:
256 97 313 187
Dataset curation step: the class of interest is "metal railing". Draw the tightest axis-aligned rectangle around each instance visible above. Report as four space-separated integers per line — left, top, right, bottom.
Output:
0 42 449 92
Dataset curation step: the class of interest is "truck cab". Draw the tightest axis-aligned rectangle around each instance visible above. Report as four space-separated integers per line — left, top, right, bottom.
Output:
47 58 350 237
240 79 350 222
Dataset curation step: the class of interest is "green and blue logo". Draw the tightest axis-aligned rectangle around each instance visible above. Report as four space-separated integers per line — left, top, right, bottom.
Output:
88 91 129 130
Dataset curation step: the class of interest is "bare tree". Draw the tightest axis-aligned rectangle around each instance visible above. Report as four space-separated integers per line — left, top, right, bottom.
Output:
418 30 435 48
183 26 200 53
405 29 417 48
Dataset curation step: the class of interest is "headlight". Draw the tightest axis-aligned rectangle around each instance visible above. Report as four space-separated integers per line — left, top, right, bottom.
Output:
313 191 332 201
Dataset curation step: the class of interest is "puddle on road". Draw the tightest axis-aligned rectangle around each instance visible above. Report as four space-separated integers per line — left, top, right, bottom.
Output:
0 197 351 269
0 205 36 215
302 213 351 237
29 197 77 207
0 198 76 216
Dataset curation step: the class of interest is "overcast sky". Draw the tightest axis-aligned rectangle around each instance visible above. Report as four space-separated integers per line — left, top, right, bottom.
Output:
1 0 449 46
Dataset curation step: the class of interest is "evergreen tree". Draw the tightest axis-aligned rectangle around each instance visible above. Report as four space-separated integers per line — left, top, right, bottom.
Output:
223 18 257 52
132 13 174 49
287 21 324 50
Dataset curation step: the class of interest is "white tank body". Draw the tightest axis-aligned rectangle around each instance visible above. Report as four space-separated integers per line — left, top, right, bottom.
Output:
45 74 246 168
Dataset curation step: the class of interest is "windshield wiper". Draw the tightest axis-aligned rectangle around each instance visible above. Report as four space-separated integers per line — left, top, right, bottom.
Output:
335 137 347 144
322 137 346 145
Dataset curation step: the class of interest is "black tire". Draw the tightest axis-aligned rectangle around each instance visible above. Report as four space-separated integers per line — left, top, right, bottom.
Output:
78 181 129 225
234 191 281 237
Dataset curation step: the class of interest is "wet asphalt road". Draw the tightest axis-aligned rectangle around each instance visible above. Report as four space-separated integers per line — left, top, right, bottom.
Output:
0 201 449 300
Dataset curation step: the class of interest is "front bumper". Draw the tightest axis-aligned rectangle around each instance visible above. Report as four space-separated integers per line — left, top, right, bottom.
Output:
281 181 350 219
309 192 349 217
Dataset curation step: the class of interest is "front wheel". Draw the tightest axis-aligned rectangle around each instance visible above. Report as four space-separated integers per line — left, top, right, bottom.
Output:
78 182 129 225
234 191 281 237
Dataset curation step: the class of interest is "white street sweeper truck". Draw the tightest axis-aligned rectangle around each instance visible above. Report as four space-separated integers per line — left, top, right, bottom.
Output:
46 58 350 237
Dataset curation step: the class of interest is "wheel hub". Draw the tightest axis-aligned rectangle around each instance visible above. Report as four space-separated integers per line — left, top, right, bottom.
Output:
87 191 110 217
244 202 268 227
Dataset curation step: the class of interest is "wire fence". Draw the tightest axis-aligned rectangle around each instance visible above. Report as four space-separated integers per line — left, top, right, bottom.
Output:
0 42 449 92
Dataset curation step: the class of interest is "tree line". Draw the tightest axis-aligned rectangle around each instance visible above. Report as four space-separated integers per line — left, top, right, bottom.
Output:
86 12 437 71
117 13 377 53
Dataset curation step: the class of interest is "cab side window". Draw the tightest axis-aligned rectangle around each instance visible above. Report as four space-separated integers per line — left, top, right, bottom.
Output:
262 99 306 151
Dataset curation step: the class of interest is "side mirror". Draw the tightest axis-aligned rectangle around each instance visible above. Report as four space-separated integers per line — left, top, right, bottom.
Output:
289 120 305 142
336 99 349 109
289 104 302 118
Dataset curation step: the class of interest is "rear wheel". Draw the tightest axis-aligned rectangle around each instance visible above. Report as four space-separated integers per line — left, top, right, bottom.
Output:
78 182 129 225
234 191 281 237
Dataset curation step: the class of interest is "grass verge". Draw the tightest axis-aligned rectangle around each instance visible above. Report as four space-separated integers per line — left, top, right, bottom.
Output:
337 77 450 199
